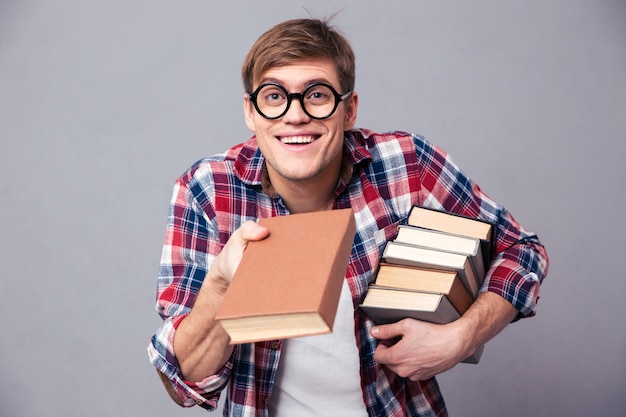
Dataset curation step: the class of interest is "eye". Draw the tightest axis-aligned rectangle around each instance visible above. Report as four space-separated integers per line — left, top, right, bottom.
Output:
267 92 283 101
259 85 287 105
305 86 333 103
265 90 286 101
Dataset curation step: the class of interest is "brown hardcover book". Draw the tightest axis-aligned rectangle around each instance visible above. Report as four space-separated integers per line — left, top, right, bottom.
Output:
215 209 356 344
374 263 473 313
395 225 485 280
360 285 462 324
407 205 494 271
381 241 480 297
407 205 493 240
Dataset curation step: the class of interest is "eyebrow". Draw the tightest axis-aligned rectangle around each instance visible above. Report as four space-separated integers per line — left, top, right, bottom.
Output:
257 77 334 91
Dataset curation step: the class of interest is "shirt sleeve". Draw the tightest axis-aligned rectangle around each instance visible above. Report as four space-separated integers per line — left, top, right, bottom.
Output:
411 134 549 318
146 176 232 409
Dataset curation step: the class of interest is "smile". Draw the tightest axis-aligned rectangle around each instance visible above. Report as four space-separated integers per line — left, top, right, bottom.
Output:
279 135 318 144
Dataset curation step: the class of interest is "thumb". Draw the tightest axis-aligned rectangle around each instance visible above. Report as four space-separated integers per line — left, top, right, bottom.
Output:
239 220 270 242
370 322 403 341
214 221 269 282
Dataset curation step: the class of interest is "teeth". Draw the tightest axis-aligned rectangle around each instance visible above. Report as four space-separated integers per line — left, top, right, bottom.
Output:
280 136 314 144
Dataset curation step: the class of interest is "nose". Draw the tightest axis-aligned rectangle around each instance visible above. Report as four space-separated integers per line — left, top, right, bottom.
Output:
282 97 311 124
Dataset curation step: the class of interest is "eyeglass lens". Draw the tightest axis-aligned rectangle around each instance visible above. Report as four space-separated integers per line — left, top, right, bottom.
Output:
253 84 341 119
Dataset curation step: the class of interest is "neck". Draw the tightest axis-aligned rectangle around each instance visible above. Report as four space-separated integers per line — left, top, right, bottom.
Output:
266 161 341 214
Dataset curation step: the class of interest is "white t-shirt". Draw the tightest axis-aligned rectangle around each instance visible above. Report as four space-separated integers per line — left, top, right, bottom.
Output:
269 280 368 416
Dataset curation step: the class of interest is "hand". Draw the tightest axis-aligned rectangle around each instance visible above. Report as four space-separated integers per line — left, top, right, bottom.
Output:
175 220 269 380
209 220 269 290
370 318 468 381
370 292 519 381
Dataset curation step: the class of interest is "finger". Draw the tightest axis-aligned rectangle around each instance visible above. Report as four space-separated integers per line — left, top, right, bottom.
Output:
213 221 269 282
373 338 405 368
370 322 404 341
236 220 270 243
378 337 401 348
372 341 392 364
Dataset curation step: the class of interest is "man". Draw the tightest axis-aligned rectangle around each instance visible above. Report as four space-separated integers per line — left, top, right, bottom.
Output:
148 17 549 416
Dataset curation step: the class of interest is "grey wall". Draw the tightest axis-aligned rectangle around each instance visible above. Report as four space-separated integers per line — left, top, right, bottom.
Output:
1 1 624 416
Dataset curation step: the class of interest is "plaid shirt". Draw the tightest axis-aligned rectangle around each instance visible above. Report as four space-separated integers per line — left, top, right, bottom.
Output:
148 128 549 416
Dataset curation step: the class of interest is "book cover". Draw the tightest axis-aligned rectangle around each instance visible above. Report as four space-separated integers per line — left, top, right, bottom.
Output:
375 263 473 313
382 241 480 297
360 285 461 325
407 205 494 270
215 208 356 344
395 225 485 280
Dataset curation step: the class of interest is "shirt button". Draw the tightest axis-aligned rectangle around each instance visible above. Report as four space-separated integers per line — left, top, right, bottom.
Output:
270 341 280 349
264 396 271 405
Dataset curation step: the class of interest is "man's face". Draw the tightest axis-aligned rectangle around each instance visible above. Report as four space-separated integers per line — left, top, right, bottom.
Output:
244 59 358 186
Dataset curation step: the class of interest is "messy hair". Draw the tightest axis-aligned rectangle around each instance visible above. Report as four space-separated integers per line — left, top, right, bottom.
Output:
242 17 356 93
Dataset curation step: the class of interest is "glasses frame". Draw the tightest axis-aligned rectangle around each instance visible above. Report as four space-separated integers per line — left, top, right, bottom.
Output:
248 82 352 120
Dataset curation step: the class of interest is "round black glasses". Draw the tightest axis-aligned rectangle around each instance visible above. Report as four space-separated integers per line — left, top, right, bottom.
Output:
248 82 352 120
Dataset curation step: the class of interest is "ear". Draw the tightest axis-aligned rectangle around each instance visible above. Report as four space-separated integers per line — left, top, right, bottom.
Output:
343 91 359 130
243 94 256 133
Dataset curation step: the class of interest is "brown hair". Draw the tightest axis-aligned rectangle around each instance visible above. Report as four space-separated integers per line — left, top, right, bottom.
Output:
242 18 356 93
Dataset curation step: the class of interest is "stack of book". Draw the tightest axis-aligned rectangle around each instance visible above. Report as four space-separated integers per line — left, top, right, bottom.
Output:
360 206 494 363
